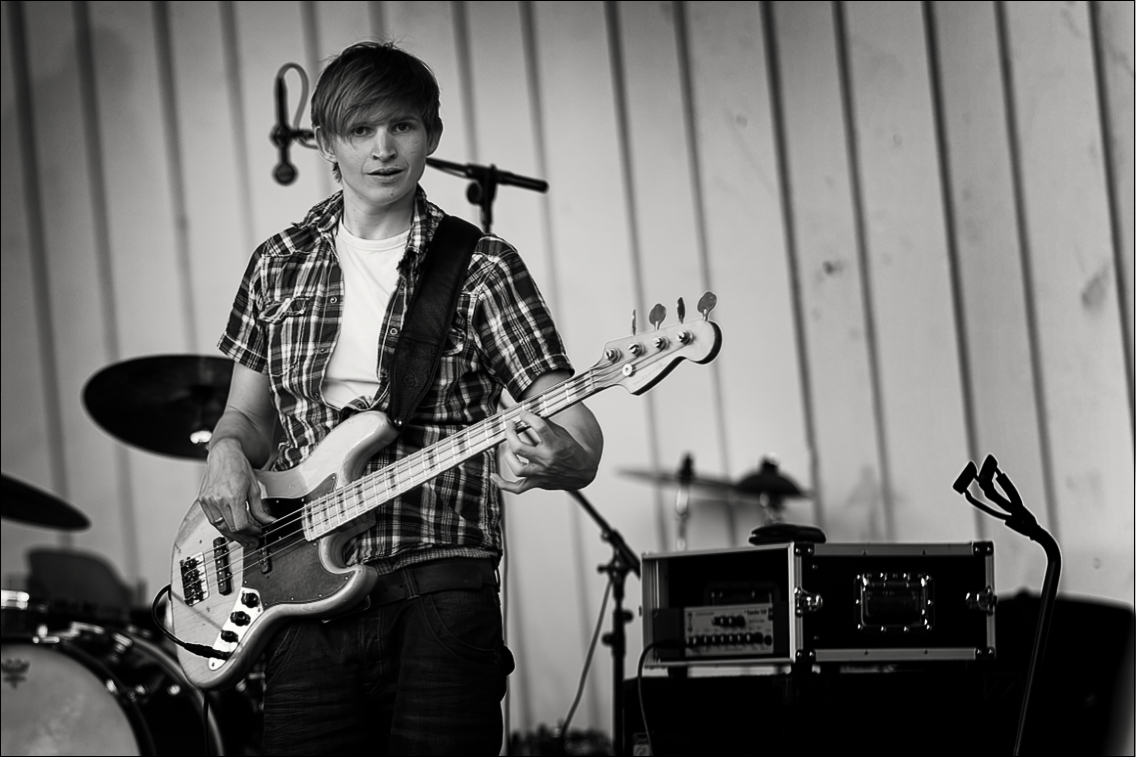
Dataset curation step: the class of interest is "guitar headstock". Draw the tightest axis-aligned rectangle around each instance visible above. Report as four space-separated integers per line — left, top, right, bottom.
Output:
591 293 722 395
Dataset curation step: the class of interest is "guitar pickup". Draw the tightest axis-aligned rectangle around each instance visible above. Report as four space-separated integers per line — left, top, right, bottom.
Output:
213 537 234 595
180 553 208 606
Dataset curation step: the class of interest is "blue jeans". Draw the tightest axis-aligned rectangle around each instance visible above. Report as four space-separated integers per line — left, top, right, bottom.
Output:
259 564 510 755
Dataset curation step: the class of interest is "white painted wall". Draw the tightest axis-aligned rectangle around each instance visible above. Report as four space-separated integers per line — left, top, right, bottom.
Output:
2 0 1132 743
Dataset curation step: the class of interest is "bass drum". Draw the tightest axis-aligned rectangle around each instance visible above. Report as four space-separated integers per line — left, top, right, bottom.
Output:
1 625 224 756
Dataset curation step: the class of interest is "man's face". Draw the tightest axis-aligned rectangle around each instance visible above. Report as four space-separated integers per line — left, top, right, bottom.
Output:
318 106 440 218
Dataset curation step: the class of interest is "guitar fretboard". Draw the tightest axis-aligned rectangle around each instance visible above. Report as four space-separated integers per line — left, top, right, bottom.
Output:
300 366 603 540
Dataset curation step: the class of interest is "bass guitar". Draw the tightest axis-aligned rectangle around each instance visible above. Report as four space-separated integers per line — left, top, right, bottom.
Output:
169 294 721 689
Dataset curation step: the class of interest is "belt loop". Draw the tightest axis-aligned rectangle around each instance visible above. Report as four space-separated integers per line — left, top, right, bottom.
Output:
402 563 421 600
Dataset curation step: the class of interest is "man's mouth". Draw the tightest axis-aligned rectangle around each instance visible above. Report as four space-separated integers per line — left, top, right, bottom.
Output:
369 167 403 177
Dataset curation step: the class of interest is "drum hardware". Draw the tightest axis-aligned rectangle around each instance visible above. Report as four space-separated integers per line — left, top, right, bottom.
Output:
82 354 234 460
621 454 810 550
1 474 90 530
1 622 226 756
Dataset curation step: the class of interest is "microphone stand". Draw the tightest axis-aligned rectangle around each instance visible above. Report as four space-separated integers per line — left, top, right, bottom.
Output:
426 157 548 233
567 490 639 757
953 455 1062 757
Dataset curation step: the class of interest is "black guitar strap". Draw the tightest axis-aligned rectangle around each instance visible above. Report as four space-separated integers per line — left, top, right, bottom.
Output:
386 215 483 427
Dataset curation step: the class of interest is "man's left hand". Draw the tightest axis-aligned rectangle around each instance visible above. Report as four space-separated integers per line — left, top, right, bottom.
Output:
492 410 601 494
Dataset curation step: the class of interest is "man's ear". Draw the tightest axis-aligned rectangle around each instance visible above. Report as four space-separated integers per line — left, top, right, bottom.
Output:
426 122 444 156
314 127 337 164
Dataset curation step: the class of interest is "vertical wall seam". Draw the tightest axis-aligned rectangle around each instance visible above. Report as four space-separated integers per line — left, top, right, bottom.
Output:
73 0 139 579
152 1 197 351
922 1 983 539
9 0 69 533
452 1 479 164
994 1 1061 537
1088 0 1135 446
833 0 895 542
448 2 498 731
299 1 330 199
515 0 553 732
762 1 824 531
219 1 255 258
605 1 669 552
674 2 734 515
369 1 387 40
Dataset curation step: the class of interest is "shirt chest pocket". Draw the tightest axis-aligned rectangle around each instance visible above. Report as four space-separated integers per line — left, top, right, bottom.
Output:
441 292 471 357
262 296 315 377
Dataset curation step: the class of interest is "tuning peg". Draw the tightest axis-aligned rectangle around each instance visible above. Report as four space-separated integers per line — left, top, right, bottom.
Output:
697 291 717 320
677 297 686 324
649 303 666 330
631 309 637 336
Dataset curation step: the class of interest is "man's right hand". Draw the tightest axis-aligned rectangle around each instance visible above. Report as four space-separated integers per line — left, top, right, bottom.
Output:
193 363 279 548
195 438 269 548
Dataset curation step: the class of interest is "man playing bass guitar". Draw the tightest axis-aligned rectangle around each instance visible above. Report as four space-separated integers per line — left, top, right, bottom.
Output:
195 40 603 755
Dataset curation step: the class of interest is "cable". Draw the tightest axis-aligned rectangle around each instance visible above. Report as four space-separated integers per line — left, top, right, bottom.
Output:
561 577 613 733
275 62 316 149
150 584 230 661
635 640 683 757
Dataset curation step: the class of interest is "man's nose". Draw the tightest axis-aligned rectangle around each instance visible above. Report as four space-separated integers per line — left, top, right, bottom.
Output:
373 131 396 160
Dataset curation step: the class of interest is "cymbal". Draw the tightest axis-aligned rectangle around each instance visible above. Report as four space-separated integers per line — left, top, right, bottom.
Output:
2 474 90 530
735 458 807 499
620 468 753 498
83 354 233 460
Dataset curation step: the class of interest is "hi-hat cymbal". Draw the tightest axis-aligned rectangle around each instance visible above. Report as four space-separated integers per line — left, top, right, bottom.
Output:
2 474 90 530
83 354 233 460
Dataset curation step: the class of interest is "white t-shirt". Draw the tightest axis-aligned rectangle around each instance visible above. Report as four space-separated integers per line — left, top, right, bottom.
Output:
320 221 409 409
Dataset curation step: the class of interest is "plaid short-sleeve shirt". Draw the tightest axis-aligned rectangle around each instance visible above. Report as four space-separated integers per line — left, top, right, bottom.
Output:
219 187 572 572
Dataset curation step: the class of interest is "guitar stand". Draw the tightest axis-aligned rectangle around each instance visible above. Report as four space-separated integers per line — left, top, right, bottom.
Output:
568 490 640 757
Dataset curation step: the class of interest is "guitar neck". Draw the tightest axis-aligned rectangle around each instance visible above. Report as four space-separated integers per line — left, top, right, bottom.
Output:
302 367 600 539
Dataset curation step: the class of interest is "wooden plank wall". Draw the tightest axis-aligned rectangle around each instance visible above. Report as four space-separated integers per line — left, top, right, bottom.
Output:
1 0 1132 740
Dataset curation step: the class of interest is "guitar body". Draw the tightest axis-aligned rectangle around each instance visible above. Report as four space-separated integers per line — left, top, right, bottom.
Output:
168 301 722 689
170 411 398 690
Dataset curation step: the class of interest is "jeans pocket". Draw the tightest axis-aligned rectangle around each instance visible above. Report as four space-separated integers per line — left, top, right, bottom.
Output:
421 588 502 665
262 620 304 683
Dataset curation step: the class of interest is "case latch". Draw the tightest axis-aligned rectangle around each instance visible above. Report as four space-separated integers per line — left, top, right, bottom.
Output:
965 586 997 615
795 587 824 615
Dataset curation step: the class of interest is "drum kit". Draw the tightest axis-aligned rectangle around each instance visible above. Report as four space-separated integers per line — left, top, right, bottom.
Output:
1 355 258 757
2 351 808 755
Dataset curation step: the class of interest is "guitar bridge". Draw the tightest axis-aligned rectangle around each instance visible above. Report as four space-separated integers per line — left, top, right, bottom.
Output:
180 552 208 606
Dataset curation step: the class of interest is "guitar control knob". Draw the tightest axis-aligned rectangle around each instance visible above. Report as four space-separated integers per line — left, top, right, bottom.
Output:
230 611 251 626
652 337 669 350
220 630 239 643
629 343 645 356
241 592 259 608
677 331 693 344
604 348 621 363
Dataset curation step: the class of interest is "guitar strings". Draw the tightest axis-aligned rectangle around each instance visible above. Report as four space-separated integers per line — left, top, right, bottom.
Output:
185 370 601 588
185 364 613 586
184 344 667 589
